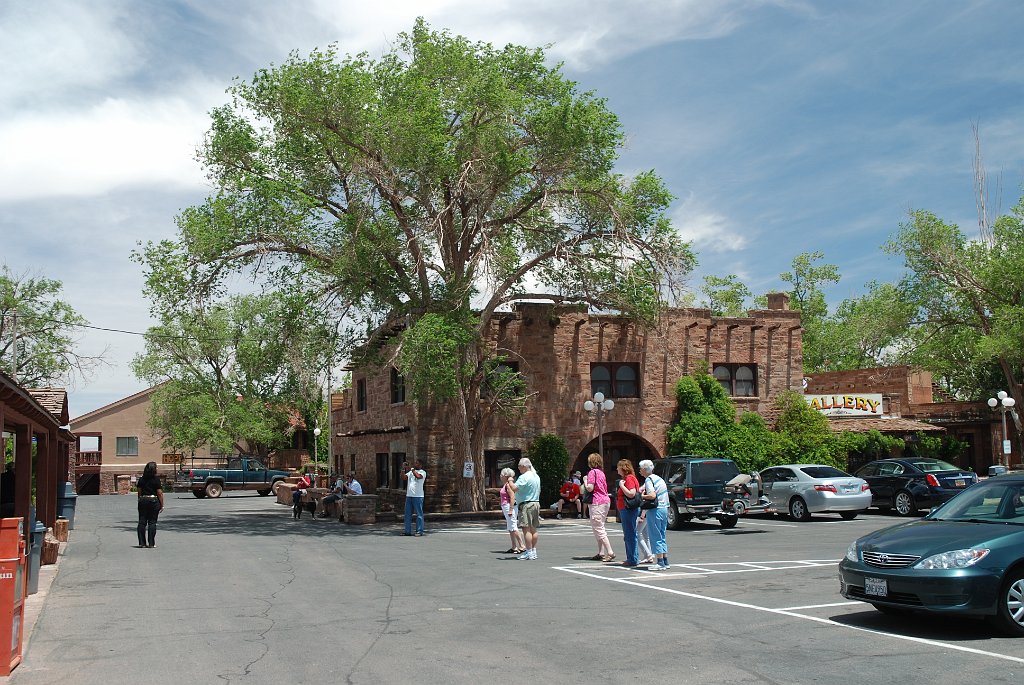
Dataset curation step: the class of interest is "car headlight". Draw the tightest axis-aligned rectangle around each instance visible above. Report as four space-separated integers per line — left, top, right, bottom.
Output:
913 548 990 569
845 541 858 562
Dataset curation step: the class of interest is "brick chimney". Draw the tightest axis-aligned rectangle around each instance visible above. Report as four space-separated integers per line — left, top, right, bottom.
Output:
766 292 790 310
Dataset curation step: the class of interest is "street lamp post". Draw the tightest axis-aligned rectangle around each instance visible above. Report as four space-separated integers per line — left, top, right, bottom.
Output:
988 391 1017 467
313 426 322 486
583 391 615 457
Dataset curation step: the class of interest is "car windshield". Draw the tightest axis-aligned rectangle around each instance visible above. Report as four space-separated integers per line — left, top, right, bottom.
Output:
910 459 959 472
930 481 1024 523
691 461 739 484
800 466 851 479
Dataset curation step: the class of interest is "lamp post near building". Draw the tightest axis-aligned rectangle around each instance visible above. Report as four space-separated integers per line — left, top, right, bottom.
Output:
584 391 615 457
988 391 1017 467
313 426 321 486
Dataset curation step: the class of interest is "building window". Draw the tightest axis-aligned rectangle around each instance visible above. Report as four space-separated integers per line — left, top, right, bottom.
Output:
712 364 757 397
589 363 640 398
484 450 521 488
391 452 406 489
356 378 367 412
115 436 139 456
376 453 390 488
390 368 406 404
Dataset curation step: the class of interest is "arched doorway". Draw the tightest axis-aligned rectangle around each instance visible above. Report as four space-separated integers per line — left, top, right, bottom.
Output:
574 431 658 482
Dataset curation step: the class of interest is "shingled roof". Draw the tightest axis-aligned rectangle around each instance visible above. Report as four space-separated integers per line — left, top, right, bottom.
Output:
827 417 943 433
27 387 70 426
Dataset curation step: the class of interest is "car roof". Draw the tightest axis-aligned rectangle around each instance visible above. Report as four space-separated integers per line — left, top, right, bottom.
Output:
662 455 735 462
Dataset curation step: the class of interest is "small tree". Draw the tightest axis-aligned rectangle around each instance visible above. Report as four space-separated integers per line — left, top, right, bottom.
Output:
771 391 844 467
527 433 569 507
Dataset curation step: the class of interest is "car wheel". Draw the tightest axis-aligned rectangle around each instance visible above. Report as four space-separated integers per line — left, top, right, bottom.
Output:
205 482 224 498
789 497 811 522
992 569 1024 637
893 490 917 516
666 503 681 530
192 490 206 499
717 514 738 529
272 480 285 496
839 511 859 521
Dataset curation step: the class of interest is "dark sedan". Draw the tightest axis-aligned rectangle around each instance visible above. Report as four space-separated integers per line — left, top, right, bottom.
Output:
839 474 1024 635
855 458 977 516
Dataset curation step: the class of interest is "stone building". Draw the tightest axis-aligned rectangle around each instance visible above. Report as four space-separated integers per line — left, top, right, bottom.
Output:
805 365 1018 473
331 295 803 510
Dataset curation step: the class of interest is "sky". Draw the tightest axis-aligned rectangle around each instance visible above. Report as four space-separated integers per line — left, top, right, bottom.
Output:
2 0 1023 419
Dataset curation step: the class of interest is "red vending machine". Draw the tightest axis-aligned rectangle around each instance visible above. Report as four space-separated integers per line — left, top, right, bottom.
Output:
0 518 27 676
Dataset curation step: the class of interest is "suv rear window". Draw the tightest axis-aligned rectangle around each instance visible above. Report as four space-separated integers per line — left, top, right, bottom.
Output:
691 460 739 484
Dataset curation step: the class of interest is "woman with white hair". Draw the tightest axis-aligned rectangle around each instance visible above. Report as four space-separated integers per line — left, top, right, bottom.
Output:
639 459 670 570
500 467 525 554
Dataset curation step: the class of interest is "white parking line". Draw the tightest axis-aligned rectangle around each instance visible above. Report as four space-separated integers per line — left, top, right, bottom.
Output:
775 601 862 611
555 566 1024 666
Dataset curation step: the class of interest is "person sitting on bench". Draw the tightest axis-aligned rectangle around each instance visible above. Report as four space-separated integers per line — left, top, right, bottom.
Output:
555 476 582 519
317 474 363 518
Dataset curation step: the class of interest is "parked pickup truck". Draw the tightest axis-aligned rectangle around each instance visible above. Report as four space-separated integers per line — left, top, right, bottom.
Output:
189 456 292 498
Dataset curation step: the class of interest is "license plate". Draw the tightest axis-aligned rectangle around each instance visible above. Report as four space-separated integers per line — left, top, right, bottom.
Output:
865 577 887 597
955 479 965 487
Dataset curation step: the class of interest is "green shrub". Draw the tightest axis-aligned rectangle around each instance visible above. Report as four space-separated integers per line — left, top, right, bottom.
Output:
527 433 569 506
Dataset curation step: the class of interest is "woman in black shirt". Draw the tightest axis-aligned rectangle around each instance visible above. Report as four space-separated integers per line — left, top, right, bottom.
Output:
137 461 164 548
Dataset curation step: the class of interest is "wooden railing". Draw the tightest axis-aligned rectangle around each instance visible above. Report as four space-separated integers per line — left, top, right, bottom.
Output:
76 451 102 466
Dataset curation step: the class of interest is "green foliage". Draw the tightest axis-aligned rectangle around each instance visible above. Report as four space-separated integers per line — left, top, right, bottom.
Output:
0 265 104 386
836 430 902 463
526 433 569 506
700 274 751 317
396 313 478 403
132 292 334 456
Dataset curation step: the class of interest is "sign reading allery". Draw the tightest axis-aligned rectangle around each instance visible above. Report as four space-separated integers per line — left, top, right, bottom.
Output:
805 393 883 417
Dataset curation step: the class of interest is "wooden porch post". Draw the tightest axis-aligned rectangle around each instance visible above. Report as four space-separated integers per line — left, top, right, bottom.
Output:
14 423 32 529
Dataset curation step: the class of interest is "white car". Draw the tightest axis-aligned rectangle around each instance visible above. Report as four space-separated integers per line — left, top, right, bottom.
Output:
759 464 871 521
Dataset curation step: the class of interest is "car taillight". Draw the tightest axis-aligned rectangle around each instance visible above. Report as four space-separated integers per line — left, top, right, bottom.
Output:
814 484 837 493
189 470 193 478
861 483 870 492
926 474 940 487
684 487 693 500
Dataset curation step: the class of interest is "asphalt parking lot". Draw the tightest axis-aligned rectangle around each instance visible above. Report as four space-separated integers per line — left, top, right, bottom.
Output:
13 496 1024 684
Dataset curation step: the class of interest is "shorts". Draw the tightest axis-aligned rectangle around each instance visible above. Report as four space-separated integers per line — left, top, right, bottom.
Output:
519 501 540 529
501 502 519 532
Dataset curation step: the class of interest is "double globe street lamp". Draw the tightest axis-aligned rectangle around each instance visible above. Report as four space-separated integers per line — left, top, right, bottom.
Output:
988 391 1017 467
584 391 615 458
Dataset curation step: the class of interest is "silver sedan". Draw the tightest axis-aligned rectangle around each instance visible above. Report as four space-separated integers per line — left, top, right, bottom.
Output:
759 464 872 522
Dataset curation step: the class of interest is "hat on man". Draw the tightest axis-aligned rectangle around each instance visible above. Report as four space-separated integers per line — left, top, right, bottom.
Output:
573 470 581 477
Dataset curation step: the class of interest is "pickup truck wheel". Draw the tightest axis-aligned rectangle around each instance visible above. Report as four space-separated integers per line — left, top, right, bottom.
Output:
257 489 271 496
666 503 682 530
272 480 285 497
205 482 224 498
192 490 206 499
718 514 738 529
789 496 812 522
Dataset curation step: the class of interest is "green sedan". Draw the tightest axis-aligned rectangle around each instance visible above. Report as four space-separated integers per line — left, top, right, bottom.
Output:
839 474 1024 635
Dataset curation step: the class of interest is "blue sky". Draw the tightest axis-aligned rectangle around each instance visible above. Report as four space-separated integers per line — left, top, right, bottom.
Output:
2 0 1022 417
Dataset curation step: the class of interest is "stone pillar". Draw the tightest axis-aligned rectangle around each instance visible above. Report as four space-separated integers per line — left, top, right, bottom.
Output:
343 495 377 525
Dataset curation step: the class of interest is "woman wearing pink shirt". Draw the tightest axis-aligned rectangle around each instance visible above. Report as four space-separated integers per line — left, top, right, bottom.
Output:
581 452 615 562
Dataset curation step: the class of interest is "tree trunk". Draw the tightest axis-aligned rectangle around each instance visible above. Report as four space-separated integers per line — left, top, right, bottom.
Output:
451 392 486 511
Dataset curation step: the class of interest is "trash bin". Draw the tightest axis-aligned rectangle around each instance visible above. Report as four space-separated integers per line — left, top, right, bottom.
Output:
988 464 1008 477
57 482 79 530
27 521 45 596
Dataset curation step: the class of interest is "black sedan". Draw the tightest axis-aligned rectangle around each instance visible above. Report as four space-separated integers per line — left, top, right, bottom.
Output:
855 458 977 516
839 474 1024 635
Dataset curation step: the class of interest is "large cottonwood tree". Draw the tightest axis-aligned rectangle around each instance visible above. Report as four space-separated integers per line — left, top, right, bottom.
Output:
138 20 694 510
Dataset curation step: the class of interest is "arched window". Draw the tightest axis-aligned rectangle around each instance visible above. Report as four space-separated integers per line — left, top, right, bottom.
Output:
735 365 755 397
590 364 611 397
615 365 638 397
713 365 732 394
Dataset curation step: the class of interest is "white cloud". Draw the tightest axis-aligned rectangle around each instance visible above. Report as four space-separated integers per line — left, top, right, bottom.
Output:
0 91 216 201
0 0 141 108
671 194 749 253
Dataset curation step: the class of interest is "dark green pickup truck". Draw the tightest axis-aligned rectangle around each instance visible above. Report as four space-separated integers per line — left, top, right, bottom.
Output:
189 456 291 498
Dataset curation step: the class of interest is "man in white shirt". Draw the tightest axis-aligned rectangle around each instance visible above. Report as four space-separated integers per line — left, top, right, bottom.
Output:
402 459 427 536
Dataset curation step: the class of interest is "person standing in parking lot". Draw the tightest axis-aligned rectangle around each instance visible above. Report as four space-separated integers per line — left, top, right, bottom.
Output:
583 452 615 562
136 461 164 548
510 457 541 560
615 459 641 567
639 459 670 570
402 459 427 536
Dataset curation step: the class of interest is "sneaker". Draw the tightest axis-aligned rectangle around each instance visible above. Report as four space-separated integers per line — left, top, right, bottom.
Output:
517 551 532 560
576 514 583 519
528 550 538 560
555 513 562 519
